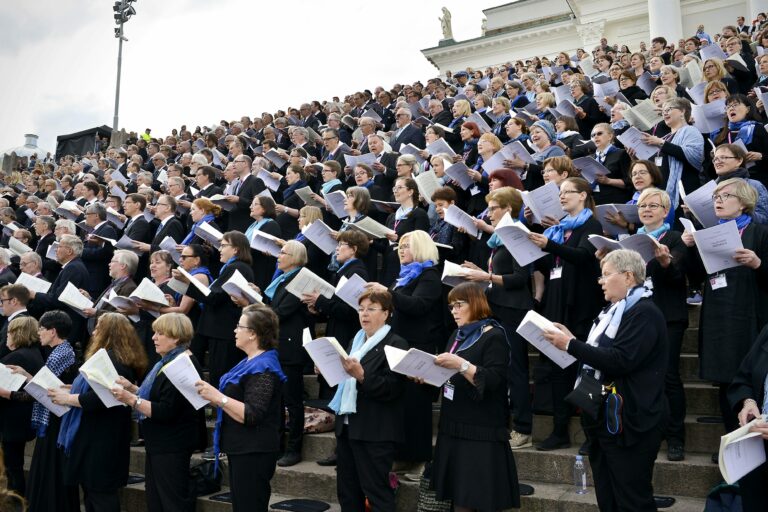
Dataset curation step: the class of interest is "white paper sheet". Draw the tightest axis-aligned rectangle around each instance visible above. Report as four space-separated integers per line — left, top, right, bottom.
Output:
159 236 182 264
79 348 124 408
616 127 659 161
15 271 51 294
691 220 744 275
58 282 93 314
302 329 350 387
0 363 28 392
494 213 547 266
302 220 338 255
719 414 768 484
334 273 368 310
25 366 70 417
521 181 565 223
384 345 457 387
516 310 577 369
221 269 263 304
342 217 395 239
285 268 335 300
679 180 718 228
162 353 209 410
444 205 479 238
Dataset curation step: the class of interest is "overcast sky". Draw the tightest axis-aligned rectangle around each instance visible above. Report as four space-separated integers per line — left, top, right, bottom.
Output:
0 0 489 155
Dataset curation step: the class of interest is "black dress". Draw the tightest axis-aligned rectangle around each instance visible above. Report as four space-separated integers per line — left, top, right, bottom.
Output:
249 219 282 291
375 207 430 287
432 326 520 510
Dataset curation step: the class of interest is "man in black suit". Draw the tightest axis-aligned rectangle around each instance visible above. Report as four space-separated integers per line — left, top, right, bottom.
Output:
288 127 320 160
26 234 90 336
428 99 453 127
319 128 350 167
389 109 425 152
81 203 118 298
84 249 139 334
193 166 222 198
134 195 186 254
0 284 31 358
366 134 400 193
122 193 153 281
224 155 265 233
32 215 59 282
60 176 76 202
299 103 321 133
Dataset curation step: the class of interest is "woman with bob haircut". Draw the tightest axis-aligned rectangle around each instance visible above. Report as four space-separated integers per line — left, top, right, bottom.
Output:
430 282 520 511
112 313 205 512
51 313 148 512
196 305 286 512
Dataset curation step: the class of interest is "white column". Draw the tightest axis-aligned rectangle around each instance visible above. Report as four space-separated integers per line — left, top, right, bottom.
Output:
749 0 768 18
648 0 682 43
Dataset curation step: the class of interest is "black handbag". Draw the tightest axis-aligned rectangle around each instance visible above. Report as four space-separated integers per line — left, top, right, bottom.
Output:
564 372 605 420
189 459 222 497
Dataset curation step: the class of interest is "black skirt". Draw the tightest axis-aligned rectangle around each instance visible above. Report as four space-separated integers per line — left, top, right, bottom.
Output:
26 415 80 512
431 433 520 510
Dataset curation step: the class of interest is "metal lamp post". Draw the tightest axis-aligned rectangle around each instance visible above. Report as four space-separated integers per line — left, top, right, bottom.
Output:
112 0 137 133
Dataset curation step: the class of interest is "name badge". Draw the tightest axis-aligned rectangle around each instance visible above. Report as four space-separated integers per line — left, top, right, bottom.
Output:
644 277 653 290
654 156 664 167
470 186 482 196
593 184 600 193
443 382 455 401
710 274 727 290
550 266 563 280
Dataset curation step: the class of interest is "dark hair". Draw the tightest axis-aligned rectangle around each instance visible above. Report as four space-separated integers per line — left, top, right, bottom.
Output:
714 94 762 145
241 304 279 350
222 231 252 265
398 177 420 205
198 166 217 182
652 36 667 46
39 310 72 339
447 283 493 322
461 122 481 139
83 181 100 196
286 164 307 182
0 284 30 306
183 244 211 267
630 160 664 188
715 143 747 166
562 177 596 213
126 193 146 210
358 289 393 315
256 195 276 218
431 186 457 203
508 117 529 134
337 230 370 258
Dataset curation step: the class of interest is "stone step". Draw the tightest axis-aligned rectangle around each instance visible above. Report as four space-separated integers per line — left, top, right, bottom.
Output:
531 414 723 454
688 306 700 327
528 353 702 382
513 446 720 498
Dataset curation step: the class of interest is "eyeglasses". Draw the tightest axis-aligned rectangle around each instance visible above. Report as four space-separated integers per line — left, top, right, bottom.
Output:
597 271 628 283
322 137 337 141
713 155 738 162
703 65 716 71
337 242 350 248
637 203 663 210
591 132 605 138
712 192 738 202
179 254 195 259
398 243 410 250
396 113 409 118
559 190 580 197
631 169 650 177
353 171 368 177
487 205 504 213
358 307 384 314
278 250 292 256
0 298 12 303
448 301 467 310
235 324 253 331
220 242 233 248
392 185 406 191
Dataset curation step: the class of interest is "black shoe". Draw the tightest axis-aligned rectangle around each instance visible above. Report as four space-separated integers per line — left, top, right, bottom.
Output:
711 452 719 464
654 496 676 508
519 483 535 496
130 438 145 447
535 435 570 451
667 445 685 462
578 440 590 456
317 453 337 466
277 452 302 467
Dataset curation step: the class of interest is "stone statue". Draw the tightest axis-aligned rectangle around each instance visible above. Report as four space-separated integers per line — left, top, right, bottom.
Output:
481 17 487 36
439 7 453 40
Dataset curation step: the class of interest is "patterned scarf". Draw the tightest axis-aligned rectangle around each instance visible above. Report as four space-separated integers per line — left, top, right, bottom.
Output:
32 342 75 437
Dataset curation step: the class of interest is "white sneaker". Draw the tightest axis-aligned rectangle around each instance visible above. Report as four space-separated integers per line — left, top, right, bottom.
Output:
509 431 532 450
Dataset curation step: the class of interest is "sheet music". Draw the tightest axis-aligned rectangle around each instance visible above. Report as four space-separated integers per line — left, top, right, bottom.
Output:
323 190 347 219
616 127 659 161
520 181 565 222
159 236 182 264
302 220 338 255
285 267 335 300
344 152 377 169
516 310 576 369
46 242 59 261
0 363 27 392
444 205 479 238
679 180 718 228
221 269 263 304
194 221 224 249
79 348 124 408
302 328 350 387
413 170 441 205
494 213 547 266
209 194 236 212
58 282 93 313
250 230 282 257
129 278 169 306
342 217 395 239
257 169 281 191
444 162 474 190
334 273 368 310
441 260 471 288
25 366 70 417
384 345 457 387
692 221 744 275
162 353 209 410
398 144 426 165
425 138 456 157
15 271 51 294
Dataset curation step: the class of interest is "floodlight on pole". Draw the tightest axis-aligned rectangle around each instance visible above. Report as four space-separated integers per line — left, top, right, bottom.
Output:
112 0 137 133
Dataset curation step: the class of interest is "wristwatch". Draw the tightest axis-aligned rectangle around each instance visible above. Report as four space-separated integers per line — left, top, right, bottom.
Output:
220 396 229 407
459 360 471 374
133 397 142 409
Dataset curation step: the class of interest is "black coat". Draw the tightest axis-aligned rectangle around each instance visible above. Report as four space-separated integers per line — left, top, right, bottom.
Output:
647 230 689 324
568 297 668 445
265 270 308 367
390 124 426 153
315 259 368 349
228 175 265 233
729 326 768 413
249 219 282 291
34 232 60 282
486 246 534 312
574 96 609 139
29 257 90 335
0 346 44 442
592 148 632 205
150 217 186 253
81 222 119 297
389 266 445 354
334 330 407 443
620 85 649 106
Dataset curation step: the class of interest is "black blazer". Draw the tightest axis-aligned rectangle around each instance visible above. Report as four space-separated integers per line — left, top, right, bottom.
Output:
592 148 632 205
0 345 44 442
486 246 534 312
82 222 119 297
334 329 407 443
431 111 453 127
315 259 368 349
196 184 224 199
30 257 90 335
647 231 689 324
265 271 308 367
34 232 60 282
390 124 426 153
187 260 254 340
373 152 404 197
249 219 282 291
150 217 185 253
123 216 152 243
221 368 283 454
228 175 266 233
389 266 445 354
142 354 206 454
729 326 768 414
574 96 610 139
568 298 668 446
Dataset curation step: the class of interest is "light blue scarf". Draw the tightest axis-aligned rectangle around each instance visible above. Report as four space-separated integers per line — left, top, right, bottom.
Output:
264 267 300 300
329 324 392 415
244 217 272 242
487 233 504 249
664 125 704 211
637 222 670 239
543 208 593 244
136 346 186 421
321 178 342 195
395 260 434 288
395 206 413 221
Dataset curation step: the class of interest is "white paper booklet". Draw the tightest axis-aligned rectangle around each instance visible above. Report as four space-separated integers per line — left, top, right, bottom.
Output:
719 414 768 484
384 345 457 387
250 230 282 257
25 366 70 417
516 310 577 369
162 353 209 410
334 274 367 310
285 267 335 300
15 272 51 294
441 260 472 288
302 328 350 386
679 180 718 228
194 221 224 249
58 282 94 316
690 220 744 275
0 363 28 392
222 269 263 304
588 234 661 264
79 348 124 408
494 213 547 266
444 205 479 238
302 221 338 255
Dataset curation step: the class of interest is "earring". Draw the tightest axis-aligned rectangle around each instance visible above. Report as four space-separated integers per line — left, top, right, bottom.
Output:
250 336 255 340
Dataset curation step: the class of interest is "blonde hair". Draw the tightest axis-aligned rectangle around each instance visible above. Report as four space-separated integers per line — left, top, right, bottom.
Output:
637 187 671 211
716 178 758 214
399 230 439 263
479 132 503 153
536 92 556 108
152 313 194 345
8 316 38 348
452 99 472 117
300 206 323 225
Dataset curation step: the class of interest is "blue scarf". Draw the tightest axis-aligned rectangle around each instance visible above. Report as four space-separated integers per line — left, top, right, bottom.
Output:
463 139 478 158
720 213 752 231
264 267 299 300
395 260 434 288
637 222 670 239
32 342 75 438
665 125 704 210
448 115 466 129
729 120 757 145
244 217 272 242
321 178 342 195
361 179 374 189
337 257 358 274
611 119 629 131
543 208 593 244
213 350 286 471
282 179 307 201
627 191 641 205
487 233 504 249
57 374 90 454
329 324 391 415
474 155 485 174
219 256 237 278
182 213 215 245
451 318 496 353
136 346 186 421
506 134 530 145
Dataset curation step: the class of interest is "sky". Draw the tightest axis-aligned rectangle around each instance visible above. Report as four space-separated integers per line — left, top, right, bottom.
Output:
0 0 489 156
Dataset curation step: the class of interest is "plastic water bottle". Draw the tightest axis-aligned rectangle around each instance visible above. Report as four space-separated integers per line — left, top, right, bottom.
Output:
573 455 588 494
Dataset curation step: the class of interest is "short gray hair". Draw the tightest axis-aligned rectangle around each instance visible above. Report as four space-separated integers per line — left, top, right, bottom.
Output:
55 218 76 235
86 203 107 221
20 251 42 271
59 234 83 257
602 249 645 284
112 249 138 276
282 240 308 267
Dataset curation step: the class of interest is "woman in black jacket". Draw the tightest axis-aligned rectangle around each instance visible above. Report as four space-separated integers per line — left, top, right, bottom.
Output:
618 70 649 106
330 289 407 512
175 231 255 390
528 177 603 450
50 313 148 512
570 79 610 139
544 250 669 512
461 187 535 450
244 195 283 291
0 316 44 495
113 313 205 512
195 305 286 512
583 123 633 206
367 230 444 474
275 164 308 240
